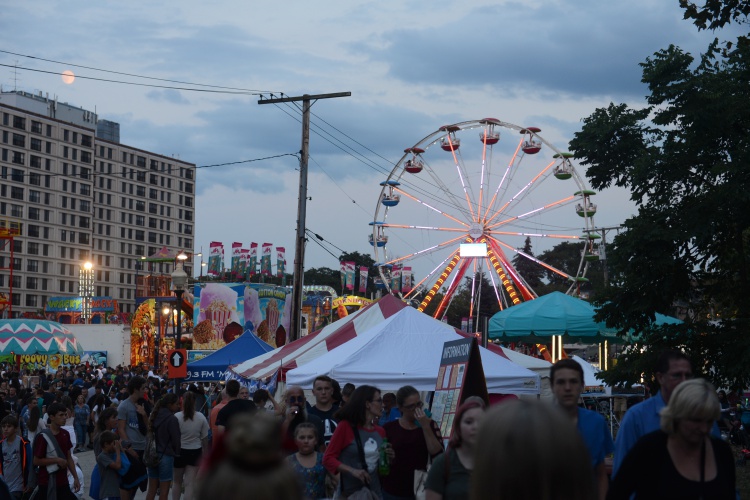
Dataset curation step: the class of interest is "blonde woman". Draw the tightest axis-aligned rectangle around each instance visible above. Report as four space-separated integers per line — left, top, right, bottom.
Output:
607 378 736 499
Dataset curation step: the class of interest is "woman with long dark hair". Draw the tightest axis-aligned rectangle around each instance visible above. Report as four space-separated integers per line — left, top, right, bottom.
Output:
425 400 485 500
146 393 181 500
323 385 393 499
173 391 209 500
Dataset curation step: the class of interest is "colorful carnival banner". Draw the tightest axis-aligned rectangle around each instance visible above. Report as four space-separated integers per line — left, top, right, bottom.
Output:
345 261 355 291
261 243 273 276
276 247 286 278
340 261 347 291
359 267 369 293
402 266 413 293
240 249 250 279
391 265 402 293
193 283 292 349
231 242 243 276
249 243 258 276
208 242 223 275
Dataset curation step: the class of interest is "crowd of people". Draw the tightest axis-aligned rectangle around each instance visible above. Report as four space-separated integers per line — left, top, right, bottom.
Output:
0 349 741 499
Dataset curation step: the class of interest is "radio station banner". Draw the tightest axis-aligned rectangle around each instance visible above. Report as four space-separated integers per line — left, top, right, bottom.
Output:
261 243 273 276
358 267 369 293
276 247 286 278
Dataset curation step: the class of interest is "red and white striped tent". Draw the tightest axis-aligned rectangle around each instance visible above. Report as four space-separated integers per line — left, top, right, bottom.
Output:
229 294 541 394
228 294 408 383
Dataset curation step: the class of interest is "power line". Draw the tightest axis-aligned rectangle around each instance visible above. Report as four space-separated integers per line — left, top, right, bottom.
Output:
0 50 279 94
0 63 264 95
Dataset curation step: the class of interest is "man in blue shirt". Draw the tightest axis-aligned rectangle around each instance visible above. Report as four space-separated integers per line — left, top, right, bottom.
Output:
552 358 614 500
612 349 720 476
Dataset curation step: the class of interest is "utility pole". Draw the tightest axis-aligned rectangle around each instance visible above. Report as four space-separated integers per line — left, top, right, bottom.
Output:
259 92 351 342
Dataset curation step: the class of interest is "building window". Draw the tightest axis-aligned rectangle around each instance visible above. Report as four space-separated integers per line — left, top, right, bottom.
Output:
27 260 39 272
26 277 38 290
10 187 23 200
29 191 41 203
11 151 24 165
11 169 24 182
81 135 92 147
10 205 22 218
27 242 39 255
31 121 42 134
12 116 25 130
28 225 40 237
28 207 40 220
29 173 40 186
30 138 42 151
29 156 42 168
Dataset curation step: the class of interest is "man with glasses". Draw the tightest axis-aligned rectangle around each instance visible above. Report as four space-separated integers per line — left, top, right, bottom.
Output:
307 376 340 449
281 386 324 453
613 350 719 475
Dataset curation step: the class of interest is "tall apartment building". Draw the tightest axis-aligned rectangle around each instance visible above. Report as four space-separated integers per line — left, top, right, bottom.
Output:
0 90 197 318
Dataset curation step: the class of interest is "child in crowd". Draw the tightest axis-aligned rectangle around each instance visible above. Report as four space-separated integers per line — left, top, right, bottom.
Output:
0 415 32 500
95 431 122 500
287 423 328 500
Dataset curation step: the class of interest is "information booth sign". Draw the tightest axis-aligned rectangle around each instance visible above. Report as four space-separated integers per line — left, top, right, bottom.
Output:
431 337 488 442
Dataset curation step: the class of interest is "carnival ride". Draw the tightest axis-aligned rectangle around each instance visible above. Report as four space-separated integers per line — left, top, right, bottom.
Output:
372 118 599 322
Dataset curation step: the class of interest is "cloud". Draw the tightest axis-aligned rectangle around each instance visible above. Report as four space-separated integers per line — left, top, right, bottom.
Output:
146 89 190 104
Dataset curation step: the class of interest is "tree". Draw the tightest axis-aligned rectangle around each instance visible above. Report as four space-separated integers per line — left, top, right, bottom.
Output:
511 237 544 290
533 242 606 298
339 251 377 296
680 0 750 30
303 267 339 290
569 37 750 389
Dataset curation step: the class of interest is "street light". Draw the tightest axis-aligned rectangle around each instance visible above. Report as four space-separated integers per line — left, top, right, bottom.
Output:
171 252 188 389
79 261 94 324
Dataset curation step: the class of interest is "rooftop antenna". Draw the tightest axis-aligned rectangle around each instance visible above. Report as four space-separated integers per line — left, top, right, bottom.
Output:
11 61 21 91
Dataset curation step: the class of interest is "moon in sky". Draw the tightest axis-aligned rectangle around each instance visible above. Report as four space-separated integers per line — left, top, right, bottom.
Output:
61 70 75 84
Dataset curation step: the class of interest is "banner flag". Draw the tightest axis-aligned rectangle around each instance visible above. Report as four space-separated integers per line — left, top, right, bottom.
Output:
208 242 223 276
345 261 355 291
231 242 242 276
261 243 273 276
391 265 402 293
249 243 258 276
240 248 250 279
340 261 347 291
402 266 413 293
359 267 369 293
276 247 286 278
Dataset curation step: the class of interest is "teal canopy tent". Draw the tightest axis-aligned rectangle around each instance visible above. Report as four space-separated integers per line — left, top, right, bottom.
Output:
488 291 680 344
0 319 84 355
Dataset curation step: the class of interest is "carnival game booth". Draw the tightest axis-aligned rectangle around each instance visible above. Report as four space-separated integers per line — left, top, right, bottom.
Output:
0 319 85 373
229 295 540 396
186 330 273 382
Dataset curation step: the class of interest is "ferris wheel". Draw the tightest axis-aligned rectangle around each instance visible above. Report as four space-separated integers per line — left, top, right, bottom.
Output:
371 118 600 321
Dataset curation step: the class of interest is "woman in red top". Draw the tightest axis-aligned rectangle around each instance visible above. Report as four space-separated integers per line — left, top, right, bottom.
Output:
323 385 394 499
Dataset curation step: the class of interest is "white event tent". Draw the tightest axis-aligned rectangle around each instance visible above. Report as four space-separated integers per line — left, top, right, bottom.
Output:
285 305 541 394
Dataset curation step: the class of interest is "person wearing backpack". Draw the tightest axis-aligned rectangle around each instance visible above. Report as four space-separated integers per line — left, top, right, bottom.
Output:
145 394 180 500
0 414 32 499
32 402 80 499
